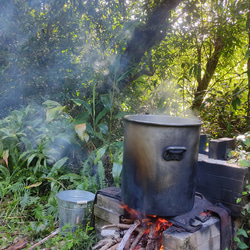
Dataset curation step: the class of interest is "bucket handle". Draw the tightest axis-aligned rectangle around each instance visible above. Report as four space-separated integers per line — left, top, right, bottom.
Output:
163 146 186 161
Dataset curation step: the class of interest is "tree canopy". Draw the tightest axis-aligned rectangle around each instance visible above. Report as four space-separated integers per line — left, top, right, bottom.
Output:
0 0 249 136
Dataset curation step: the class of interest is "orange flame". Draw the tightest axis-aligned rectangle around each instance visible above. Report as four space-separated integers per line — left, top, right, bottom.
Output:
121 202 173 249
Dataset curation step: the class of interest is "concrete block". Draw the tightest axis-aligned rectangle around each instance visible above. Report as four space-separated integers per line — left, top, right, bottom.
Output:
96 194 124 214
199 134 208 154
94 204 121 224
162 217 220 250
196 154 249 217
208 138 235 160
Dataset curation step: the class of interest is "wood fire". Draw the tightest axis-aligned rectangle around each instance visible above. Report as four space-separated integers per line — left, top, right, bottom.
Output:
93 203 172 250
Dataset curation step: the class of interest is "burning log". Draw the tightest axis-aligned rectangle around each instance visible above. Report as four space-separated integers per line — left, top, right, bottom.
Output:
94 216 171 250
129 228 146 250
116 220 141 250
145 223 158 250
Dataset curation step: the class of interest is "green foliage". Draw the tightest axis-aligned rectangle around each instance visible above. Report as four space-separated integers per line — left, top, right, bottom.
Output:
44 223 96 250
229 132 250 166
201 84 247 138
0 0 250 248
234 185 250 249
228 133 250 249
0 98 125 247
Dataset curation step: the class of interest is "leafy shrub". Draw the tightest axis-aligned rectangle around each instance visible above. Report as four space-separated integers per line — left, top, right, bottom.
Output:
0 97 125 247
229 132 250 249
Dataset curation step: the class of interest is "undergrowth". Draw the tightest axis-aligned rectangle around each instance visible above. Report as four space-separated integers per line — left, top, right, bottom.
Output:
0 99 124 249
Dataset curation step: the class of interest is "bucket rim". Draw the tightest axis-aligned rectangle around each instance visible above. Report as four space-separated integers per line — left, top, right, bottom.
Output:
124 114 202 127
56 190 95 204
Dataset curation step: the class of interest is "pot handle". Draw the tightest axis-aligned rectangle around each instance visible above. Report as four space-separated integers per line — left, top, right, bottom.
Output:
163 146 187 161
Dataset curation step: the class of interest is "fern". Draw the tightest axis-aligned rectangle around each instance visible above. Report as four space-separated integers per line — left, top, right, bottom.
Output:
34 205 46 221
20 192 31 211
10 182 25 194
45 201 58 219
20 192 40 211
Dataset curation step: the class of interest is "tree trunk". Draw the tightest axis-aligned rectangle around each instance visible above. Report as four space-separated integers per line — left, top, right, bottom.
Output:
96 0 182 93
247 0 250 130
192 36 225 110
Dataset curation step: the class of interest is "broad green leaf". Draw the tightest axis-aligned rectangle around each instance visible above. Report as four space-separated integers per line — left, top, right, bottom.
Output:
74 112 90 124
46 106 65 122
238 241 249 250
95 108 109 125
98 123 108 134
72 99 92 116
52 157 68 172
20 137 33 150
27 154 37 166
43 100 62 107
239 160 250 167
0 165 10 179
94 147 106 164
237 229 248 238
115 111 127 118
112 161 122 179
232 97 241 110
100 95 112 111
243 138 250 147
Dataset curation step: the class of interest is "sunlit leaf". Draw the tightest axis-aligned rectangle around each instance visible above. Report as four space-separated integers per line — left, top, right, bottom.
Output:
75 123 89 142
25 182 42 189
112 161 122 179
94 147 106 164
46 106 65 122
43 100 62 108
3 150 9 168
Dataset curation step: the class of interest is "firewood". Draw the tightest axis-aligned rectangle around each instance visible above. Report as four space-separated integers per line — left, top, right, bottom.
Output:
102 223 132 230
99 238 122 250
145 223 158 250
92 238 113 250
26 229 59 250
110 242 121 250
120 216 135 224
117 220 141 250
129 228 146 250
5 239 28 250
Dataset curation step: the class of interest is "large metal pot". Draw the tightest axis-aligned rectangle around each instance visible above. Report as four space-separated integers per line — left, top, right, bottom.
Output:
121 115 202 217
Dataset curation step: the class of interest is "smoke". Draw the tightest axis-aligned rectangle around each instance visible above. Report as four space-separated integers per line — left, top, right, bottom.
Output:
142 79 199 119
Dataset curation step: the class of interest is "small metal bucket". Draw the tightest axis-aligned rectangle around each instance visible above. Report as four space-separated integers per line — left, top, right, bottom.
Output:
56 190 95 232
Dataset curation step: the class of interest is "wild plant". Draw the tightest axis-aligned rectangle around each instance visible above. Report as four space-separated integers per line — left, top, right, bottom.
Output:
72 84 126 187
229 132 250 249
